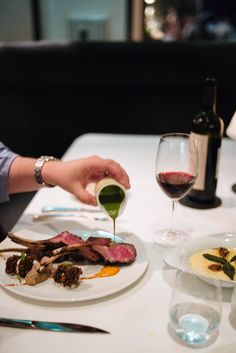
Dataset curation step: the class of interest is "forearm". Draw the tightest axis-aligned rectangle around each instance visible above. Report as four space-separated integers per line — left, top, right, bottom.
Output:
6 154 130 206
8 156 40 194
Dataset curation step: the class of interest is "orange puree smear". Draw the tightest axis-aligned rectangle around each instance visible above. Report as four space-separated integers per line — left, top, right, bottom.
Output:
81 266 120 280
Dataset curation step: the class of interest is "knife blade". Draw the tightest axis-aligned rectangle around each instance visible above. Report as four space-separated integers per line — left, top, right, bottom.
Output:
0 317 109 333
33 213 108 222
42 206 100 213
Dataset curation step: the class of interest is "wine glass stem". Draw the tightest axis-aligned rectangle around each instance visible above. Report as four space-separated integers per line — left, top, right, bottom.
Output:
169 200 175 236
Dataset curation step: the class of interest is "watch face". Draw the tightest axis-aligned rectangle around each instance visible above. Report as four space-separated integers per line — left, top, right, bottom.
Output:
35 160 43 167
34 156 59 187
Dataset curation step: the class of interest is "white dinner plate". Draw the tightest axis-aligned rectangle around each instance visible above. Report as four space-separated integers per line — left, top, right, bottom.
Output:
0 227 148 302
163 232 236 287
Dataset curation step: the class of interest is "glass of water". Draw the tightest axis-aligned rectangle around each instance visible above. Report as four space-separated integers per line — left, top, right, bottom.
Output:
169 270 222 346
231 285 236 317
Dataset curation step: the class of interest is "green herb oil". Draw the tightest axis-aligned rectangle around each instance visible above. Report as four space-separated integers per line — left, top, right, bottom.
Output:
98 185 125 237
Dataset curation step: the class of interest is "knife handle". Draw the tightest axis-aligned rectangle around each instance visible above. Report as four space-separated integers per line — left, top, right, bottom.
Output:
0 318 31 329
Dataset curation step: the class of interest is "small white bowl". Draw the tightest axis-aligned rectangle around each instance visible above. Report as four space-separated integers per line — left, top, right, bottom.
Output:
163 232 236 288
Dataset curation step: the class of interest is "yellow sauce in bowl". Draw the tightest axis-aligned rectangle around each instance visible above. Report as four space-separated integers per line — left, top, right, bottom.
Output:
189 247 236 282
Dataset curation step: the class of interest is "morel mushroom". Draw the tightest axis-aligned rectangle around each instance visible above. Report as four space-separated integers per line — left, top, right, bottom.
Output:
53 264 82 287
5 254 34 278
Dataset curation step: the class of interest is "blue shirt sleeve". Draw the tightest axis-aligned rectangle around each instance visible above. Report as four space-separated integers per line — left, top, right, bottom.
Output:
0 142 19 203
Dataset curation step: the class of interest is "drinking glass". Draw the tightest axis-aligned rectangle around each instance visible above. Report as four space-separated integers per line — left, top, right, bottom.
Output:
153 133 198 247
231 285 236 318
169 270 222 347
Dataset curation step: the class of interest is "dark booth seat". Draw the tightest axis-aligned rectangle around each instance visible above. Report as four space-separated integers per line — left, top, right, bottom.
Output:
0 40 236 232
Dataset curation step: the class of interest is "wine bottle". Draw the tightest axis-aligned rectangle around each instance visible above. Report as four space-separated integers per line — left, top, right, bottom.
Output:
183 77 224 208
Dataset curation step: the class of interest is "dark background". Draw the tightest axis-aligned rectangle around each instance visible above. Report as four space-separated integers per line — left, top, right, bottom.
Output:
1 41 235 159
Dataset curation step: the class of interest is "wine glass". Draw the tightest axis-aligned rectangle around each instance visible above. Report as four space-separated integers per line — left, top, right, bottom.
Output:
153 133 198 247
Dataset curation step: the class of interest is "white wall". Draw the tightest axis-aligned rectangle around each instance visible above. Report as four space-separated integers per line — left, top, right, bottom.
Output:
0 0 32 41
40 0 127 41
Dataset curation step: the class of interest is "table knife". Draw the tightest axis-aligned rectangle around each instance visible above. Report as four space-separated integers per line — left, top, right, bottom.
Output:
0 317 109 333
33 213 108 222
42 206 100 213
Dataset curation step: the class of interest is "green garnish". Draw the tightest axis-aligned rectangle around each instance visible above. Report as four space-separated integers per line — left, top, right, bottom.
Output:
16 274 22 283
202 254 226 264
222 262 235 280
21 252 26 260
230 255 236 262
202 253 235 280
61 261 73 267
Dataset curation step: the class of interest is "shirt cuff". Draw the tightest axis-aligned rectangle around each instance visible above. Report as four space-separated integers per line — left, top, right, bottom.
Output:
0 149 18 203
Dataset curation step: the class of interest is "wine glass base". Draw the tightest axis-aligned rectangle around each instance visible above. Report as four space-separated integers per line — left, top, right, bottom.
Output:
180 196 221 209
153 229 190 248
152 216 192 235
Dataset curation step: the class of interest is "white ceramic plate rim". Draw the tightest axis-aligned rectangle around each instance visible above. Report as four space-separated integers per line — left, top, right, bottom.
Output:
0 228 148 303
163 232 236 287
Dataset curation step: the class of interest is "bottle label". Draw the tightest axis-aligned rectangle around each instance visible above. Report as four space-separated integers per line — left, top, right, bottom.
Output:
191 132 208 191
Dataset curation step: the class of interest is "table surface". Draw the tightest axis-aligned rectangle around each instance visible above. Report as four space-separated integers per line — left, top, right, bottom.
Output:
0 133 236 353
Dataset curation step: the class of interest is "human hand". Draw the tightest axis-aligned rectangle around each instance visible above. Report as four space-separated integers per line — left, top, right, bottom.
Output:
42 155 130 206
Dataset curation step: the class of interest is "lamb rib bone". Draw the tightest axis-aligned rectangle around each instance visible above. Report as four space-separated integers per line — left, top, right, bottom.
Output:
7 232 48 249
5 232 137 265
7 231 88 249
0 247 28 254
40 242 93 268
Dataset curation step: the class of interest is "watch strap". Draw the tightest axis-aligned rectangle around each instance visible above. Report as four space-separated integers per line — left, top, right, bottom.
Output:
34 156 59 187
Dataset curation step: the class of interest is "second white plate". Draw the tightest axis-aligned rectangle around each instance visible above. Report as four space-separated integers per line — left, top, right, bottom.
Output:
163 232 236 287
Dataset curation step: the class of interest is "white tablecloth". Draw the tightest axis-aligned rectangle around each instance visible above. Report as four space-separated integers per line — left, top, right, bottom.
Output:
0 133 236 353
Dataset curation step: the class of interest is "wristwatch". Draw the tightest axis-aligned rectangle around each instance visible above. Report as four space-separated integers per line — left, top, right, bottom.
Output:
34 156 59 187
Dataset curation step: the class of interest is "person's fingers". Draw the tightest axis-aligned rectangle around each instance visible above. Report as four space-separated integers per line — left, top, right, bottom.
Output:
73 185 97 206
104 159 130 189
119 166 131 188
85 158 130 189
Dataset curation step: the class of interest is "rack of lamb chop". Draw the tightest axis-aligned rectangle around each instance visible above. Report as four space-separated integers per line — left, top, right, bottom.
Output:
0 231 137 287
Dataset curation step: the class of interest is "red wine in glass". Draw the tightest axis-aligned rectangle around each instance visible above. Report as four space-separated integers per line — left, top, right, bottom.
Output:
156 172 196 200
